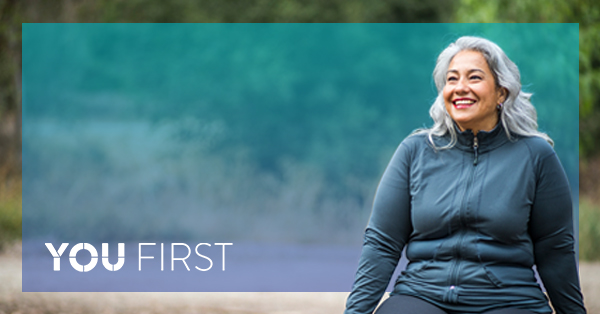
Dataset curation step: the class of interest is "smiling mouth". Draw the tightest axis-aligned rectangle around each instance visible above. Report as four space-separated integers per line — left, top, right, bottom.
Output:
453 99 476 109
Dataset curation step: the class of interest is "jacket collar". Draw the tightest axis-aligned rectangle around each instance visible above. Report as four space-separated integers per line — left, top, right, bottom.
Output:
452 122 510 153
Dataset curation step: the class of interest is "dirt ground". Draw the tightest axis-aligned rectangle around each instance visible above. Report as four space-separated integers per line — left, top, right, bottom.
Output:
1 243 598 314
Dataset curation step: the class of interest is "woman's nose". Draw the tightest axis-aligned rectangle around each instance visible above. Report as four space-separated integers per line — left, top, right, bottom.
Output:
455 78 469 93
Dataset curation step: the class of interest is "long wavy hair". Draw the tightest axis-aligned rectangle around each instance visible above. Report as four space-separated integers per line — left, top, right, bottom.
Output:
416 36 553 148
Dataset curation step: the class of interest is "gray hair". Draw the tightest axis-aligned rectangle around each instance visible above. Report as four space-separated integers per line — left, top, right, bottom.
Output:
416 36 553 148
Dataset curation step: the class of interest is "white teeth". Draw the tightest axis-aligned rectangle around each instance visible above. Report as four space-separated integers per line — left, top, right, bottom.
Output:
454 100 475 105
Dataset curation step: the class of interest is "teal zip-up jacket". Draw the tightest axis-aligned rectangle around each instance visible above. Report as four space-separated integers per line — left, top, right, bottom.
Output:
345 125 586 314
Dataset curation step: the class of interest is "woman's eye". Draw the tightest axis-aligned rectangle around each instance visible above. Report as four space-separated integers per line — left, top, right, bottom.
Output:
447 77 457 82
470 75 482 80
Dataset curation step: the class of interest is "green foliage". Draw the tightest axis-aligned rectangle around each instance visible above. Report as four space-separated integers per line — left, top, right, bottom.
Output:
22 24 578 244
2 1 589 245
580 198 600 261
0 179 21 250
73 0 455 23
0 0 22 179
580 24 600 157
5 0 460 245
0 0 22 111
2 0 456 157
24 24 577 198
22 24 445 205
454 0 600 157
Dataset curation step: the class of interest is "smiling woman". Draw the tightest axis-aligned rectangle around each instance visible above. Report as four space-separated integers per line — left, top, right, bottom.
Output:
344 36 586 314
443 50 507 134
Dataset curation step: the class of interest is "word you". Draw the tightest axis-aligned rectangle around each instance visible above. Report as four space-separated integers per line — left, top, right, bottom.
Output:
45 242 232 272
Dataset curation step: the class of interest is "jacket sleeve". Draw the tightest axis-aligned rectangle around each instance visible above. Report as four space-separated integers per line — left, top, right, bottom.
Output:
344 141 414 314
529 150 586 314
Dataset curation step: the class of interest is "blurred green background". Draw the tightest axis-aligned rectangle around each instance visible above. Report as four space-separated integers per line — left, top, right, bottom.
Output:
2 0 599 259
21 24 577 247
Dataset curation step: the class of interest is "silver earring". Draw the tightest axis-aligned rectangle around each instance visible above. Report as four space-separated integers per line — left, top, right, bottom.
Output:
497 103 503 110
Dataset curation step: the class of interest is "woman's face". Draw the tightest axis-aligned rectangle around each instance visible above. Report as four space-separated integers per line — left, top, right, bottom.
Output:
443 50 506 134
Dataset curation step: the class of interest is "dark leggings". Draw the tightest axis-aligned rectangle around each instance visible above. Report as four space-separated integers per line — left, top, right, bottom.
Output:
375 295 537 314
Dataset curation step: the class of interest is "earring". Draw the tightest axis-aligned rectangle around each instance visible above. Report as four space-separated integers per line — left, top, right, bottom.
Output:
497 103 503 110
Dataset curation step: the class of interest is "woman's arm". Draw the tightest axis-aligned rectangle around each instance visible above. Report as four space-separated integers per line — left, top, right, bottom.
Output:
344 141 414 314
529 149 586 314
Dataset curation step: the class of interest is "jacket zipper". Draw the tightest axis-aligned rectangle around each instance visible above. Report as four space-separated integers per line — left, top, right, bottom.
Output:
447 134 479 303
473 136 479 166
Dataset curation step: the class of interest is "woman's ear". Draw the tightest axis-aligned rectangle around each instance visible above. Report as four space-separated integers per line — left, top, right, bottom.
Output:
498 87 508 104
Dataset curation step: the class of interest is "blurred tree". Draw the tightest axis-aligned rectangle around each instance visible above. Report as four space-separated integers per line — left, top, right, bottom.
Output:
75 0 455 23
454 0 600 157
22 23 443 200
3 0 457 187
0 0 22 177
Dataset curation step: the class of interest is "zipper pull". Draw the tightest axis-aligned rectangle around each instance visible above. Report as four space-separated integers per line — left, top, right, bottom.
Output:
473 136 479 166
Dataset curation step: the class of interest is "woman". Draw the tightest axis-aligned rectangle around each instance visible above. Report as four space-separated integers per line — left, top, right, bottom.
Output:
344 36 586 314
